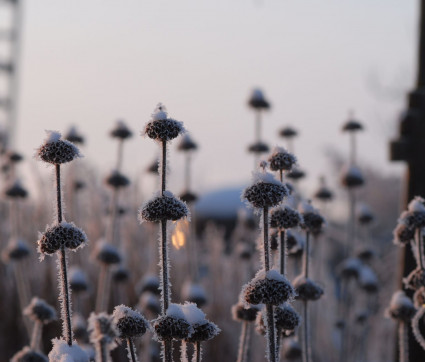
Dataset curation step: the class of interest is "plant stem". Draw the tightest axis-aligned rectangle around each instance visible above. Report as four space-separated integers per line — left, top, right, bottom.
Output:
96 264 110 312
161 141 166 195
56 164 63 223
263 206 270 271
302 301 310 362
237 322 248 362
417 228 425 270
59 245 72 345
180 340 189 362
30 320 42 351
127 338 137 362
193 341 201 362
302 232 310 278
399 321 408 362
266 304 276 362
280 230 286 276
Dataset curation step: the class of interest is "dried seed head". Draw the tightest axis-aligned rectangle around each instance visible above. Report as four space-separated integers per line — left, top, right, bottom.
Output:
243 269 296 305
105 170 130 189
299 201 325 235
37 222 87 255
293 275 324 301
181 302 220 343
136 274 160 296
2 238 30 262
65 126 85 145
139 191 189 223
358 265 379 293
11 347 48 362
340 165 364 188
7 150 24 163
282 338 302 360
88 312 117 345
242 171 288 209
393 222 415 245
270 206 302 230
4 179 28 198
314 176 333 202
110 120 133 140
179 190 198 204
37 131 81 165
356 247 377 262
279 126 298 139
386 291 416 322
231 302 260 322
112 265 130 283
275 303 301 331
94 241 121 265
146 158 159 174
69 267 89 293
23 297 56 324
286 167 306 181
248 141 270 154
153 304 192 341
113 305 149 339
357 203 374 225
338 257 362 280
182 282 208 307
144 103 185 142
342 119 363 132
248 88 270 110
139 292 161 316
177 133 198 151
268 147 297 172
404 267 425 290
399 210 425 230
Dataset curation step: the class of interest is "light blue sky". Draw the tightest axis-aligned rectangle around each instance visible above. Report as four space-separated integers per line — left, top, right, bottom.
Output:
10 1 418 196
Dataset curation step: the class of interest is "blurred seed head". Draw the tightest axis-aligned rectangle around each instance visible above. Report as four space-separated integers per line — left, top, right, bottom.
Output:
112 265 130 283
136 274 160 296
340 165 364 188
386 291 416 322
139 191 189 223
23 297 57 324
110 120 133 140
286 167 306 181
342 118 363 132
65 126 85 145
177 133 198 152
314 176 333 202
404 267 425 290
69 267 89 293
338 257 362 280
4 179 28 199
94 241 121 265
282 338 302 360
393 222 415 245
248 89 270 110
248 141 270 154
179 191 198 204
279 126 298 139
231 302 260 322
105 170 130 189
293 276 324 301
274 303 301 331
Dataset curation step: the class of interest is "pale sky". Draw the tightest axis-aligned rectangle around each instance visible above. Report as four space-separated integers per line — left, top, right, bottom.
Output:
4 1 418 196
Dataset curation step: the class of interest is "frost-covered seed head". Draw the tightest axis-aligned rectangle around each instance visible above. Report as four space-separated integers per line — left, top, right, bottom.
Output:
231 302 260 322
279 127 298 139
248 89 270 110
179 190 198 204
357 204 374 225
105 170 130 189
4 180 28 198
314 177 333 202
2 238 30 262
293 276 324 301
338 258 362 279
243 270 296 305
356 247 377 262
268 147 297 172
340 165 364 188
137 275 160 296
11 347 48 362
144 103 185 142
342 119 363 132
248 141 270 154
182 282 208 307
286 168 305 181
69 267 89 293
139 192 189 223
186 320 220 343
110 120 133 140
88 312 117 345
399 210 425 230
37 222 87 255
139 292 161 315
94 242 121 265
274 303 301 331
403 267 425 290
282 338 302 360
146 158 159 174
24 297 56 323
270 206 302 230
153 315 192 341
177 133 198 151
65 126 85 145
112 265 130 283
393 222 415 245
37 131 81 165
386 291 416 322
113 305 149 339
242 173 288 209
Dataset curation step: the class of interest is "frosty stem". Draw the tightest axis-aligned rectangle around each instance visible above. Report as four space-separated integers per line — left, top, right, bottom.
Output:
30 320 42 351
416 228 425 270
194 341 201 362
56 164 73 346
237 322 248 362
280 230 286 276
302 300 311 362
96 264 111 312
399 321 408 362
127 338 137 362
302 232 310 278
263 206 270 271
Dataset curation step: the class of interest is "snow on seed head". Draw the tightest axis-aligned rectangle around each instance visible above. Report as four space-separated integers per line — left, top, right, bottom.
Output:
144 103 185 142
94 241 121 265
112 305 149 339
139 191 189 223
48 338 89 362
37 131 81 165
293 275 323 301
274 303 301 331
24 297 57 324
386 291 416 322
69 267 89 293
153 303 193 341
2 238 30 262
268 147 297 172
270 206 302 230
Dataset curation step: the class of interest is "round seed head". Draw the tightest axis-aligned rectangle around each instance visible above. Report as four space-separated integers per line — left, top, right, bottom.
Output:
144 103 185 142
286 167 306 181
112 265 130 283
113 305 149 339
139 292 161 316
340 165 364 188
399 210 425 229
404 267 425 290
153 306 192 341
231 302 260 322
268 147 297 172
282 338 302 360
357 203 374 225
69 267 89 293
11 347 48 362
393 222 415 245
65 126 85 145
275 303 301 331
105 170 130 189
243 269 296 305
314 176 333 202
279 126 298 139
270 206 302 230
37 222 87 255
356 247 377 262
2 238 30 262
186 320 220 343
74 180 86 191
136 274 160 296
248 141 270 154
146 158 159 174
386 291 416 322
110 120 133 140
342 119 363 132
177 133 198 151
248 88 270 110
37 131 81 165
293 275 324 301
179 190 198 204
88 312 117 345
182 282 208 307
139 191 189 223
4 179 28 198
338 257 362 280
94 241 121 265
23 297 57 324
7 150 24 163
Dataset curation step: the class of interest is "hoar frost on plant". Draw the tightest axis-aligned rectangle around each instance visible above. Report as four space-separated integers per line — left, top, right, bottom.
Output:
48 338 89 362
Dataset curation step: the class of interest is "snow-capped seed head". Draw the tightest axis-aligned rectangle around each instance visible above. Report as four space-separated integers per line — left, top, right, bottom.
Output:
279 126 298 139
2 238 30 262
136 274 160 296
243 269 296 306
274 303 301 331
177 133 198 151
357 203 374 225
113 305 149 339
359 265 379 293
48 338 88 362
4 179 28 198
248 141 270 154
314 176 333 202
139 191 189 223
408 196 425 213
356 247 377 262
403 267 425 290
242 172 288 209
11 347 48 362
282 338 302 360
340 165 364 188
37 131 81 165
182 282 208 307
94 241 121 265
88 312 117 345
293 275 324 301
231 302 260 322
153 304 192 341
23 297 56 324
338 257 362 280
65 126 85 145
73 313 88 341
286 168 306 181
37 222 87 255
110 120 133 140
139 292 161 316
268 147 297 172
270 206 302 230
399 210 425 230
299 205 325 235
112 265 130 283
69 267 89 293
186 320 220 343
342 119 363 132
105 170 130 189
144 103 185 142
393 222 415 245
179 190 198 204
248 88 270 110
386 291 416 322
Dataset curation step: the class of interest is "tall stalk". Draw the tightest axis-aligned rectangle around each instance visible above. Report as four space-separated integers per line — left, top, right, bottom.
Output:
302 231 311 362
